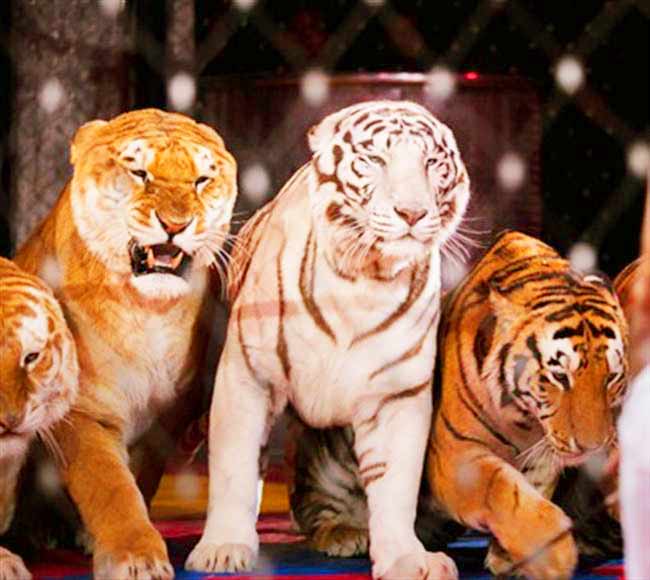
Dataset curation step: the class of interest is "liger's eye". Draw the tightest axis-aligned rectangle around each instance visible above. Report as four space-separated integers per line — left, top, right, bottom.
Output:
130 169 148 182
195 176 212 190
23 351 40 366
551 371 570 389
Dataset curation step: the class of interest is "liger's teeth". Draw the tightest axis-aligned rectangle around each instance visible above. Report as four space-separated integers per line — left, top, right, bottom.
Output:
146 247 155 269
170 252 184 269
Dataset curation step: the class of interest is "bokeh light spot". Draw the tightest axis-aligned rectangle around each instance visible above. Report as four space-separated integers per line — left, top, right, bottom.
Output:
38 78 65 114
425 66 456 101
300 69 330 107
241 164 271 204
167 72 196 112
569 242 598 273
98 0 125 17
497 152 526 191
555 56 584 95
626 140 650 179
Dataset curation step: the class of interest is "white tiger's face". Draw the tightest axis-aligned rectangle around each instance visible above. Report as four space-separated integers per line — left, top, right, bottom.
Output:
308 101 470 278
70 110 237 300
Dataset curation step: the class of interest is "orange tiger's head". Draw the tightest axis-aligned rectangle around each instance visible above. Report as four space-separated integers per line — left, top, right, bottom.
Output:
0 258 78 458
307 100 470 277
69 108 237 298
480 234 628 464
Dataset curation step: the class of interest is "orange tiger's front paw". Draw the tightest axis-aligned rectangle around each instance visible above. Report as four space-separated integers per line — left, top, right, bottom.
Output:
509 534 578 580
94 530 173 580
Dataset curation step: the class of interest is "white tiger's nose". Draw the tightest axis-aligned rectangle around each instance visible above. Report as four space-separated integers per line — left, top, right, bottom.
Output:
394 206 427 226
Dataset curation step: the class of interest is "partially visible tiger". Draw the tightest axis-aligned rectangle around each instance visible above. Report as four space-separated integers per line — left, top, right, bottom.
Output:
14 109 237 579
0 257 79 580
186 100 470 579
290 231 628 580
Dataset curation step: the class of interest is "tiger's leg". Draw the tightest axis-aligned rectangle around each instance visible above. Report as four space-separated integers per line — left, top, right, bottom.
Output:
54 412 173 580
485 461 560 575
289 425 369 557
185 352 278 573
430 450 577 580
0 547 31 580
352 386 457 580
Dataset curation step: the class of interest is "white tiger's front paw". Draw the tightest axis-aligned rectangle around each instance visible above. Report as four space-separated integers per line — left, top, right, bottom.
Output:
0 548 31 580
379 550 458 580
185 541 256 573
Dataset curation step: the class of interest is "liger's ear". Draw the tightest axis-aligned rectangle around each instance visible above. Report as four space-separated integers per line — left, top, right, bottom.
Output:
70 119 108 165
488 281 528 329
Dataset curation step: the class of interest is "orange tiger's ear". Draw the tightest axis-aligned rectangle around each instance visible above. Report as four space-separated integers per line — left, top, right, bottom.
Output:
488 282 529 330
70 119 108 165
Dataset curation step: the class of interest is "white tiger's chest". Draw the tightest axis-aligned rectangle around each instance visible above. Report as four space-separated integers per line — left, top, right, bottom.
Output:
245 250 441 427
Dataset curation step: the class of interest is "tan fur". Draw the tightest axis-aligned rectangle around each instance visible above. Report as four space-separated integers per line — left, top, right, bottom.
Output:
14 109 237 579
1 257 79 580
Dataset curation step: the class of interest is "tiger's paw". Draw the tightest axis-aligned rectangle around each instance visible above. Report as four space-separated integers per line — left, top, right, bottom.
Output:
185 542 256 573
485 540 520 577
0 548 31 580
379 550 458 580
497 534 578 580
312 524 369 557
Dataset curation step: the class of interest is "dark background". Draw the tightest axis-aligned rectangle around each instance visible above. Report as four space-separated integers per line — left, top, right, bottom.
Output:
0 0 647 276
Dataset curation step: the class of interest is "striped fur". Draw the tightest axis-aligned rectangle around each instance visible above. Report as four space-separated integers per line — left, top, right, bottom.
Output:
427 231 628 579
188 101 469 580
0 257 79 580
289 231 629 578
14 109 236 580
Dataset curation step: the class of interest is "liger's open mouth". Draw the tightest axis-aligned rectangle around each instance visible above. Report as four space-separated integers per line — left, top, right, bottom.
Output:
128 239 192 278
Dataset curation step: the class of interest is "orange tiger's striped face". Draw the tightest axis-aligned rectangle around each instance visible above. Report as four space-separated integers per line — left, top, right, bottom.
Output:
308 101 470 277
0 258 78 458
70 109 237 299
491 274 628 464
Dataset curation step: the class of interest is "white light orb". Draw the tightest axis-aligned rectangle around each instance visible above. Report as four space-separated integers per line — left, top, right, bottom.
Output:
301 69 330 107
569 241 598 273
362 0 385 6
241 164 271 204
555 56 584 95
627 140 650 179
233 0 257 10
167 72 196 112
37 461 62 496
174 470 200 500
497 152 526 191
425 66 456 101
38 255 63 291
98 0 125 17
38 78 65 114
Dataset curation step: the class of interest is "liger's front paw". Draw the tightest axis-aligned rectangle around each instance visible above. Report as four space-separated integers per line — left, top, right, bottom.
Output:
380 550 458 580
519 534 578 580
185 541 256 573
93 537 173 580
0 548 31 580
312 524 369 557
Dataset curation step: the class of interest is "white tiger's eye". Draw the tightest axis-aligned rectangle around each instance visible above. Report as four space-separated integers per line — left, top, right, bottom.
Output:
129 169 148 184
23 351 40 367
426 158 437 168
195 176 212 193
367 155 386 167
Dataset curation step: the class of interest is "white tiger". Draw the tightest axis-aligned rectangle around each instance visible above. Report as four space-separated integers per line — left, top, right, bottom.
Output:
186 100 471 579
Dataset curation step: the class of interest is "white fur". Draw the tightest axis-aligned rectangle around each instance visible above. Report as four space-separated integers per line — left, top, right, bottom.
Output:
189 102 469 579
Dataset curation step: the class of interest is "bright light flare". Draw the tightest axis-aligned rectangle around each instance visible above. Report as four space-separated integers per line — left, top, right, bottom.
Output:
555 56 584 95
425 66 456 101
167 72 196 112
568 241 598 273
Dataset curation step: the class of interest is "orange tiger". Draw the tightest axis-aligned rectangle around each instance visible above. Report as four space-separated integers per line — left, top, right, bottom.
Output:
426 231 628 579
0 257 79 580
13 109 237 579
187 100 471 579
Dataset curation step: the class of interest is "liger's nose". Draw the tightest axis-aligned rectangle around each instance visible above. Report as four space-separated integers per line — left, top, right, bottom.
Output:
394 206 427 226
155 212 192 236
0 412 23 431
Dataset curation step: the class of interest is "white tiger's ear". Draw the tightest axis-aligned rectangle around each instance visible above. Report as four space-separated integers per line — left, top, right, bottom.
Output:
70 119 108 165
307 103 369 153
